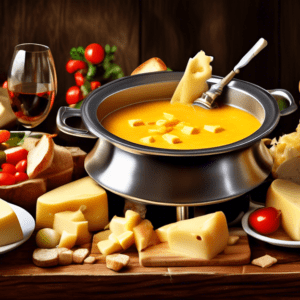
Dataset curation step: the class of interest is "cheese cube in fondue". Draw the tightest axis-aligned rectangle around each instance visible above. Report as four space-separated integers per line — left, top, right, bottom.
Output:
181 126 199 135
167 212 229 260
140 136 155 144
162 134 182 144
204 125 224 133
0 198 23 246
128 119 144 127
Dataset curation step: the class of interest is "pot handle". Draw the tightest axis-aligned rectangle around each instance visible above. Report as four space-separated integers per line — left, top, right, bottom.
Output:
268 89 298 116
56 107 97 139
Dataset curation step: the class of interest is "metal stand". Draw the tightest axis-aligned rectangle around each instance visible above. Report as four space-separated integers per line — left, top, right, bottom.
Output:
176 206 189 221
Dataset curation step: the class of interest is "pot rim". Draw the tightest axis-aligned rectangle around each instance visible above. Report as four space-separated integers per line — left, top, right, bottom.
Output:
81 72 280 156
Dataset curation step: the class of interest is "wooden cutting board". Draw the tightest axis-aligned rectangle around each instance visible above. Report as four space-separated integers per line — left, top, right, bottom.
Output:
139 234 250 267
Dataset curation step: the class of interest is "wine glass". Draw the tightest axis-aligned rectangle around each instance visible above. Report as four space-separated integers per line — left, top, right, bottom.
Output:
7 43 57 128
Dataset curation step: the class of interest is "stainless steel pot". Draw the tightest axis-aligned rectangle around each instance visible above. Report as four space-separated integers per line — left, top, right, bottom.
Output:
57 72 297 212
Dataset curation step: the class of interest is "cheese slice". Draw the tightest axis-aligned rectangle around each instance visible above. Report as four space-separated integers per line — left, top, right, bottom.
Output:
171 51 213 104
266 179 300 240
0 199 23 246
167 211 229 260
36 177 108 232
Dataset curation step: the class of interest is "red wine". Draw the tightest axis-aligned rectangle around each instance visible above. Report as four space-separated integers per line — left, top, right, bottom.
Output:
8 89 55 126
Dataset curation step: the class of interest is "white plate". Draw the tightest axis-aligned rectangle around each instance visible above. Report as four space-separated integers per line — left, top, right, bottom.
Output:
241 204 300 248
0 202 35 254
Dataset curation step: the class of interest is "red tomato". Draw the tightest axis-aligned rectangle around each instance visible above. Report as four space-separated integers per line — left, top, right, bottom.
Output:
15 159 27 173
14 172 28 183
4 147 28 165
2 81 7 88
66 60 87 74
91 81 101 90
66 86 83 105
84 43 105 64
1 163 16 174
0 172 16 185
0 130 10 143
249 207 281 235
74 71 85 86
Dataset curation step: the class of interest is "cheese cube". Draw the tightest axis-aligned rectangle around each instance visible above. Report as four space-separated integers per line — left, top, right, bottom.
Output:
117 231 135 250
0 198 23 246
109 216 127 236
167 211 229 260
163 112 175 120
58 230 77 249
93 230 111 244
128 119 144 127
266 179 300 240
97 239 122 255
109 232 119 244
181 126 199 135
155 223 175 242
125 210 141 231
149 126 173 134
203 125 224 133
156 119 167 126
53 211 92 245
36 177 108 232
175 122 185 129
133 219 154 252
140 136 155 144
162 134 182 144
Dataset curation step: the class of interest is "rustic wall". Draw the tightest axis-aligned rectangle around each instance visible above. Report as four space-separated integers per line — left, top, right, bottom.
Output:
0 0 299 134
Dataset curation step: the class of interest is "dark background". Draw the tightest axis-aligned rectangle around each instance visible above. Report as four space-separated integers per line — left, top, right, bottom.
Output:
1 0 300 135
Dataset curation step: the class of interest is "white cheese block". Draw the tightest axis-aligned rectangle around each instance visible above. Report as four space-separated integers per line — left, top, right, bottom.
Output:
266 179 300 240
0 198 23 246
167 211 229 260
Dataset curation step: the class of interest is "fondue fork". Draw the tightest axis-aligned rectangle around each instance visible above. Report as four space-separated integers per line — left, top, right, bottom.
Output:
194 38 268 109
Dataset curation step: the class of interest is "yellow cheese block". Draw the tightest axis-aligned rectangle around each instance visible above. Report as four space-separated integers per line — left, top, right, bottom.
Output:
117 231 135 250
97 239 122 255
125 210 141 231
133 219 154 252
36 177 108 232
266 179 300 240
171 51 213 104
167 211 229 260
58 230 77 249
109 216 127 236
0 199 23 246
53 211 92 245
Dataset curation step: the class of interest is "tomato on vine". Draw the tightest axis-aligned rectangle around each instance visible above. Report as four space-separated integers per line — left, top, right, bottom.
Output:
91 81 101 90
0 130 10 144
66 86 83 105
66 60 87 74
84 43 105 64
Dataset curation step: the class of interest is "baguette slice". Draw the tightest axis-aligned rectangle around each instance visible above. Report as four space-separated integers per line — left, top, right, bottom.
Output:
131 57 167 75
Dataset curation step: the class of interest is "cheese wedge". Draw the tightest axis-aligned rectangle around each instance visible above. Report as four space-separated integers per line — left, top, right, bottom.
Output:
167 211 229 260
155 222 175 243
0 199 23 246
117 231 135 250
125 210 141 231
97 239 122 255
266 179 300 240
53 211 92 245
133 219 154 252
36 177 108 232
171 51 213 104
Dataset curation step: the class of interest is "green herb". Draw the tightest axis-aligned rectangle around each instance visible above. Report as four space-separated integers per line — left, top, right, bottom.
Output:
70 47 85 61
6 132 26 147
277 98 289 111
75 100 84 109
101 44 124 80
167 67 172 71
80 81 91 97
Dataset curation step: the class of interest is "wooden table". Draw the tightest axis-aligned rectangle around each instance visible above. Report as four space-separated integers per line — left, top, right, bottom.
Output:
1 232 300 300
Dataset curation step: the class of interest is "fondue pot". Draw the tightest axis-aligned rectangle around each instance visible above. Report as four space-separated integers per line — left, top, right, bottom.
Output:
57 72 297 220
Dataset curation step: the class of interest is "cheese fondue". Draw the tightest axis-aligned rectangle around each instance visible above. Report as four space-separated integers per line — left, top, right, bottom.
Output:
101 100 261 150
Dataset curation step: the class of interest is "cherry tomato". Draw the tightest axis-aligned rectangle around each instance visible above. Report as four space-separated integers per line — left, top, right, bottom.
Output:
14 172 29 183
0 173 16 185
74 71 85 86
2 81 7 88
0 130 10 144
1 163 16 174
84 43 105 64
4 147 28 165
15 159 27 173
249 207 281 235
66 86 83 105
91 81 101 90
66 60 87 74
